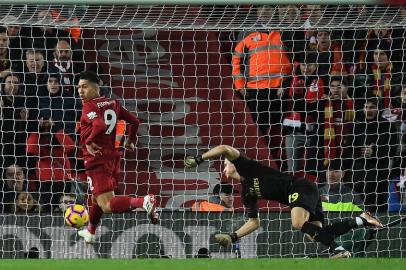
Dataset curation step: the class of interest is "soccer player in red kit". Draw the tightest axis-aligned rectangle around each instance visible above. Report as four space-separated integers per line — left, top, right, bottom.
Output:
77 71 158 244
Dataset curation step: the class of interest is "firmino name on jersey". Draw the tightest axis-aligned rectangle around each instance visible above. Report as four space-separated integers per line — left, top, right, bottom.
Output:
97 101 114 108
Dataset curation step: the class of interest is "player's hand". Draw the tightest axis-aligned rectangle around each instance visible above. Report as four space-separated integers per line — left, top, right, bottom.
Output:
184 156 204 168
86 142 103 157
215 234 232 248
125 140 135 152
185 156 198 168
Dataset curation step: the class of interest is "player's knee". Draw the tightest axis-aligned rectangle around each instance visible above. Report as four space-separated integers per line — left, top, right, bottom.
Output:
98 202 112 213
291 219 305 230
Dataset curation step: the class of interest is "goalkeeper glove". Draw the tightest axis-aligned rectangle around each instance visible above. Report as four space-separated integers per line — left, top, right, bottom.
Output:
184 155 204 168
215 232 238 248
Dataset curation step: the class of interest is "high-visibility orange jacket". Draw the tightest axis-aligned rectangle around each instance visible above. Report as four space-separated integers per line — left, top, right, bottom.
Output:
51 10 81 43
191 201 226 212
232 31 292 90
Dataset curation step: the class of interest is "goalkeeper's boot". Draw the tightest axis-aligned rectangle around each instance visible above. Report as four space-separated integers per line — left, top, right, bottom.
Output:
143 194 159 224
330 248 351 259
78 228 96 244
360 211 383 228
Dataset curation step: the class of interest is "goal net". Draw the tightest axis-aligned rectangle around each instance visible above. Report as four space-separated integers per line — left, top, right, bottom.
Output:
0 4 405 258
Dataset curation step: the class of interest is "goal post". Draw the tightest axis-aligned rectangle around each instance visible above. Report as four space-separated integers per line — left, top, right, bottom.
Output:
0 3 405 258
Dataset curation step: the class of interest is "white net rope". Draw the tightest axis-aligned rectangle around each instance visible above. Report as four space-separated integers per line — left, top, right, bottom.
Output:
0 5 405 29
0 4 406 258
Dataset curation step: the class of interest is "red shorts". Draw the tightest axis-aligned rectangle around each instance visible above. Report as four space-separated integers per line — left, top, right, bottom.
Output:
85 156 121 197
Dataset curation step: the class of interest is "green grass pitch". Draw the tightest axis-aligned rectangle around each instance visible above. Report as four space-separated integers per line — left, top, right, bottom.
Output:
0 259 404 270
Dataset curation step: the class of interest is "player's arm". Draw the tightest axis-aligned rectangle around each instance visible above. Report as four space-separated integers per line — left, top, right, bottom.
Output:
84 106 107 156
184 145 240 168
118 104 140 151
235 218 261 238
215 200 260 248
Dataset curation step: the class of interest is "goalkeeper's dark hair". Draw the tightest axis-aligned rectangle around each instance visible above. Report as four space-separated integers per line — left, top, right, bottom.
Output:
79 71 100 85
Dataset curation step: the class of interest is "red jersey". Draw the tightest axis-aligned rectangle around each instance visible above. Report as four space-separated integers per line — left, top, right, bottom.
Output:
80 96 140 168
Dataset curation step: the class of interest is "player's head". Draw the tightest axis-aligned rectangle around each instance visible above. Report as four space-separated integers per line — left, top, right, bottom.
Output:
78 71 100 101
213 182 236 208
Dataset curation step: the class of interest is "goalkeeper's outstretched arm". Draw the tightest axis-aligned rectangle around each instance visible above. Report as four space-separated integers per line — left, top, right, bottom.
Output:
184 145 240 168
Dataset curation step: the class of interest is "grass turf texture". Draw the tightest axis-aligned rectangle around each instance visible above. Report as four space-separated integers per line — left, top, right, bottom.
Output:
0 259 404 270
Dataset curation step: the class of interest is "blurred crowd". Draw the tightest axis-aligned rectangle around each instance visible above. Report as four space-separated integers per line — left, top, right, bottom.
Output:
1 5 406 214
0 8 88 213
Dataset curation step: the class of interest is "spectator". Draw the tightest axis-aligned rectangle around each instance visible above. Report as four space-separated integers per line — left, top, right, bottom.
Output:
3 18 25 72
0 164 26 212
23 9 82 62
22 49 48 132
319 159 364 211
49 39 84 96
232 6 295 140
364 43 402 122
26 117 75 212
39 71 82 135
312 29 350 85
282 51 325 173
0 73 28 164
14 192 40 213
321 76 355 168
0 26 12 79
344 98 398 212
55 193 76 212
192 182 235 212
22 48 48 97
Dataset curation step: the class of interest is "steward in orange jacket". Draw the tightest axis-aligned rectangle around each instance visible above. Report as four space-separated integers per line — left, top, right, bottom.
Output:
192 182 235 212
232 30 300 138
232 31 292 91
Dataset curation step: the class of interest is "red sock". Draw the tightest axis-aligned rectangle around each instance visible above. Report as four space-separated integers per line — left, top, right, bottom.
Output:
110 196 144 213
87 202 103 235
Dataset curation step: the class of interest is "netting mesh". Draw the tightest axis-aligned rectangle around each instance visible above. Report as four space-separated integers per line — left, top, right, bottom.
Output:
0 5 405 29
0 4 406 259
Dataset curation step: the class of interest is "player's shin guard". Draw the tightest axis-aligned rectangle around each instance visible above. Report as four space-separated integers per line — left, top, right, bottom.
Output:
301 221 338 250
110 196 144 213
323 220 357 237
88 201 103 234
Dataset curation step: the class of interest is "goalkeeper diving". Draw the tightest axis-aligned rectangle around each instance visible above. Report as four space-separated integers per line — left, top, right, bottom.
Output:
185 145 383 258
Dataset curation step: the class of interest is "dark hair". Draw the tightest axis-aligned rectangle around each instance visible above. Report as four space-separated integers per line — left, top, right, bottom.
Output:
0 26 7 34
374 41 392 59
364 96 379 107
299 51 318 65
328 159 343 171
329 76 348 87
213 182 237 195
79 71 99 85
